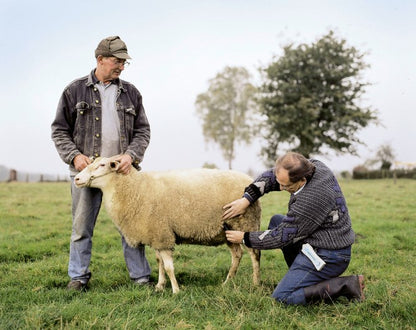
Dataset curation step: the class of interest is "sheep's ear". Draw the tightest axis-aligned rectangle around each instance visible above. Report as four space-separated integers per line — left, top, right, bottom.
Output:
110 161 121 171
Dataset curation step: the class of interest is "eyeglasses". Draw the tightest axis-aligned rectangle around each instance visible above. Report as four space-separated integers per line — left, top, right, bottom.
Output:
277 181 298 190
276 176 301 191
108 57 130 67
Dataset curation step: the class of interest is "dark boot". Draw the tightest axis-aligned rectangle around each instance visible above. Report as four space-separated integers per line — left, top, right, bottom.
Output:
304 275 365 304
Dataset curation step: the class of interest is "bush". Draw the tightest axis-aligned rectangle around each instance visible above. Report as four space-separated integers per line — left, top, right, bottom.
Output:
340 171 352 179
395 168 416 179
352 167 416 180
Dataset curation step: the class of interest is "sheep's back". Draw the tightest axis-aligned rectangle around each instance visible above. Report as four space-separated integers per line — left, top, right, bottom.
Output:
111 169 261 248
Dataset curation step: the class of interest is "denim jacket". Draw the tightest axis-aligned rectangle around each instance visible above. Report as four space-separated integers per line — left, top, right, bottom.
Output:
51 70 150 172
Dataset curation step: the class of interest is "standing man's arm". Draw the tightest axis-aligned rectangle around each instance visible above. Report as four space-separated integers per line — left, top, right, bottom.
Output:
124 88 151 169
51 90 82 167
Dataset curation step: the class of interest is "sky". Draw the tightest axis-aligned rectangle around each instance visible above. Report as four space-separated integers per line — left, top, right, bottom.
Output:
1 0 415 176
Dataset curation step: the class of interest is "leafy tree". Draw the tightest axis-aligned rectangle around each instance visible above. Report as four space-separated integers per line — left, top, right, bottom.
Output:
258 31 378 162
362 143 396 170
375 143 396 170
195 66 257 169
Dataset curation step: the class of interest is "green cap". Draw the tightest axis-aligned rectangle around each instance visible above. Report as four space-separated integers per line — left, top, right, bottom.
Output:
95 36 131 59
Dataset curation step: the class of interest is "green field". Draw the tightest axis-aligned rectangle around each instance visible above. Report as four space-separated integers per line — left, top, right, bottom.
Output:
0 179 415 329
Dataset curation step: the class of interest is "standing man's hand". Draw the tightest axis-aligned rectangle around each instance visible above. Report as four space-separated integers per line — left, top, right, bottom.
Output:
115 154 133 174
73 154 92 172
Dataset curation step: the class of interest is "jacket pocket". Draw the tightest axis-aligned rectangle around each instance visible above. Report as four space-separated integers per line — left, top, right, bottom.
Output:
75 101 91 113
121 105 136 134
75 101 92 125
125 106 136 116
74 101 92 143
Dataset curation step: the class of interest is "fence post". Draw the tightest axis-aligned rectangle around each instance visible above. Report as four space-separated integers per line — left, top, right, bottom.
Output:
8 169 17 182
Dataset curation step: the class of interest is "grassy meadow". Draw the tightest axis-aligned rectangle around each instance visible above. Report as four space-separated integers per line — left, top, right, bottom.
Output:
0 179 415 329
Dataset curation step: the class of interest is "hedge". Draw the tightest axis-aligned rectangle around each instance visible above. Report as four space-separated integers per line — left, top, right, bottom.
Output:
352 168 416 180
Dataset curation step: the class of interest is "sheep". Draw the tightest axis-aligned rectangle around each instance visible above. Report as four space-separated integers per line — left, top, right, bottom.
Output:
74 156 261 293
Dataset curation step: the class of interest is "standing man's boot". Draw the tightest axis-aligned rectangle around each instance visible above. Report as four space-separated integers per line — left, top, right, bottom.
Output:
304 275 365 304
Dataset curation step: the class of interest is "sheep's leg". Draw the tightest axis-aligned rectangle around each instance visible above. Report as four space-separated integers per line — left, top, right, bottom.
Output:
223 243 243 285
246 247 261 285
154 250 167 292
158 249 180 294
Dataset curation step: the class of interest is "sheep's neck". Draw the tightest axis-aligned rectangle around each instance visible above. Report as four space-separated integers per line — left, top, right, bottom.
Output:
100 174 132 226
101 184 116 217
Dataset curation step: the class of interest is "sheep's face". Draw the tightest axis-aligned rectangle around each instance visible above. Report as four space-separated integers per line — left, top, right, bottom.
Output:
74 157 120 188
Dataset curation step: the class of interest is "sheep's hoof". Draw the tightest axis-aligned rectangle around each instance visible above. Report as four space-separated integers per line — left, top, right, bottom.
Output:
222 276 232 286
155 283 165 292
172 287 180 294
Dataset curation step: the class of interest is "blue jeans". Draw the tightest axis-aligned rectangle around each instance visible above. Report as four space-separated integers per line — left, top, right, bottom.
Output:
269 215 351 305
69 178 151 283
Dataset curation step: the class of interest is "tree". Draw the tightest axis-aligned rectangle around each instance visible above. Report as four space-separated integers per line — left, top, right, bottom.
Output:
258 31 378 162
195 66 257 169
363 143 396 170
375 143 395 170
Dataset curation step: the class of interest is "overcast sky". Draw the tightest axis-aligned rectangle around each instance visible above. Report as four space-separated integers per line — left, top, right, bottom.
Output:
1 0 415 176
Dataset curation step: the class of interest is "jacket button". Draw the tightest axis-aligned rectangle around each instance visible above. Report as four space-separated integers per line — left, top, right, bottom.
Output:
95 133 100 138
80 111 84 115
95 100 99 104
95 117 100 121
94 153 99 157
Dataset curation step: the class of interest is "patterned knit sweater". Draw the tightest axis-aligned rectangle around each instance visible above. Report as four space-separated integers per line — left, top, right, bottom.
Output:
243 160 355 250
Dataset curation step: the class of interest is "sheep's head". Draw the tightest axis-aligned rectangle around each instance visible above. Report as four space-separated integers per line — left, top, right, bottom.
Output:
74 156 121 188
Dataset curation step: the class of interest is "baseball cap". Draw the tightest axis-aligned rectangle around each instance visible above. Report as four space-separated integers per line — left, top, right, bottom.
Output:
95 36 131 59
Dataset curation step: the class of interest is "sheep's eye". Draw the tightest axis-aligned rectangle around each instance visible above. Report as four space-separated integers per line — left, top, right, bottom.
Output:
110 162 116 169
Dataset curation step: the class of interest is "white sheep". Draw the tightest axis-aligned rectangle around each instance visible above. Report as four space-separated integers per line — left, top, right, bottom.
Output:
74 156 261 294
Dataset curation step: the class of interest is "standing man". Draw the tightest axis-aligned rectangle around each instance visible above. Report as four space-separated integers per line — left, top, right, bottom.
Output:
51 36 151 291
223 152 364 305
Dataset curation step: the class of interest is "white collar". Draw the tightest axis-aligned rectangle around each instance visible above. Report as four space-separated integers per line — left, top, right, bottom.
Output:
293 183 306 195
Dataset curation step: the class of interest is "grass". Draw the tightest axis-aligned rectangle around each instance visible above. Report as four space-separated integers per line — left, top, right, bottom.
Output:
0 179 415 329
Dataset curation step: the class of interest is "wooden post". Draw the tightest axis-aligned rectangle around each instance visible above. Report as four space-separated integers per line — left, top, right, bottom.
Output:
8 169 17 182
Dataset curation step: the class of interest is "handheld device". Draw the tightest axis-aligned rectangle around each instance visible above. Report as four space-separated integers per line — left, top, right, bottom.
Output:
301 243 326 271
